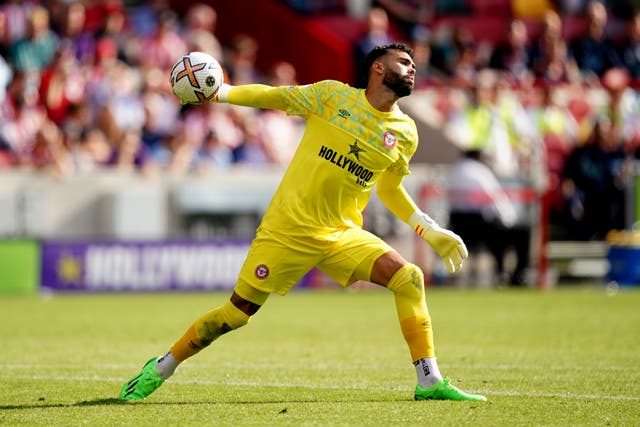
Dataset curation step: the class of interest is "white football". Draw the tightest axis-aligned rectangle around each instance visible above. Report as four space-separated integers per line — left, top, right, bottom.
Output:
169 52 223 104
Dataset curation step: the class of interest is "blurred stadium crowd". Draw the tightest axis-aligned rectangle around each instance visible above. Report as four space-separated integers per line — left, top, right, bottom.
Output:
1 0 639 242
0 0 308 177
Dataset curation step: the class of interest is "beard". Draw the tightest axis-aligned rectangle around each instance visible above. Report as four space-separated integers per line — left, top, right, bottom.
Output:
383 69 413 97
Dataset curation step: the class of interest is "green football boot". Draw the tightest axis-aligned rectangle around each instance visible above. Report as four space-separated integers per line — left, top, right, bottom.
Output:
414 377 487 402
119 357 165 401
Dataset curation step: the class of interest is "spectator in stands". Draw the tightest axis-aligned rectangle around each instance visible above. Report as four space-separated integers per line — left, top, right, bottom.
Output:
68 128 113 174
496 75 542 181
183 3 222 60
431 25 487 84
374 0 434 38
411 27 445 87
136 9 186 70
619 10 640 78
258 61 305 165
489 18 532 82
34 116 72 177
530 10 581 83
139 64 181 155
445 70 520 178
354 7 395 87
451 40 482 86
1 0 29 48
182 101 246 164
232 113 271 165
95 62 146 144
562 77 598 144
59 101 92 151
192 129 234 174
530 10 561 68
446 148 527 286
600 67 640 154
127 0 169 39
225 33 261 85
57 1 96 66
9 6 59 73
561 116 630 240
107 127 151 172
535 36 580 84
444 71 535 284
149 129 199 175
38 42 87 127
569 0 622 77
96 1 131 64
85 35 122 116
0 71 46 167
528 82 579 220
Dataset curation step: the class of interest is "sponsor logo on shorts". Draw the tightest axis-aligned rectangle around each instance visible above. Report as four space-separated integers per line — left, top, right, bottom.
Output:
255 264 269 280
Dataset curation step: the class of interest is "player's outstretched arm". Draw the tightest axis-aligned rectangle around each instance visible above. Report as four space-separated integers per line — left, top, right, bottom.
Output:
377 170 468 274
215 83 289 111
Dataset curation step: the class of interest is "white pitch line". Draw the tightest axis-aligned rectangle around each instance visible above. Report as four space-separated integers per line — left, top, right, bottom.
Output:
1 363 639 372
1 374 638 402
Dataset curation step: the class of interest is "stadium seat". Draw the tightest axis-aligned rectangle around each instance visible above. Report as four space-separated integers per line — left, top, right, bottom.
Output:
468 0 512 16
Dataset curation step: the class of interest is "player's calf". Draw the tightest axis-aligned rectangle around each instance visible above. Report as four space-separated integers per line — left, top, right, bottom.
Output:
119 299 251 400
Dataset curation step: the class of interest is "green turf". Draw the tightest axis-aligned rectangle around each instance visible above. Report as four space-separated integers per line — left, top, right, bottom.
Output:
1 287 639 426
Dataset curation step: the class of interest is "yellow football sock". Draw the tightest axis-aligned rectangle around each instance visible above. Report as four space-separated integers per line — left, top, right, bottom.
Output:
170 299 250 362
386 263 435 361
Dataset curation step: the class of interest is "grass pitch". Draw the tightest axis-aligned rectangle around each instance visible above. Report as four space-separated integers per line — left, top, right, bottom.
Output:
1 286 639 426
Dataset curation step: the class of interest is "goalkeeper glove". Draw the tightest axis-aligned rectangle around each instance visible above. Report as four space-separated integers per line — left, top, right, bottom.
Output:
408 211 468 274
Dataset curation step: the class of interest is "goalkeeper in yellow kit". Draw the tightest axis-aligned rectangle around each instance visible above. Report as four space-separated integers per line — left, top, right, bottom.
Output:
120 43 486 402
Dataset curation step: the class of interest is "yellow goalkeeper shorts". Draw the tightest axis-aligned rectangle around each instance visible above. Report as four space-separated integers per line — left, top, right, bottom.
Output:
238 226 393 295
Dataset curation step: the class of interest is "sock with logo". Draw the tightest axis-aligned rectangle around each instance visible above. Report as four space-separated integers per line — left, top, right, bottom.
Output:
156 351 179 380
385 263 444 387
414 357 443 388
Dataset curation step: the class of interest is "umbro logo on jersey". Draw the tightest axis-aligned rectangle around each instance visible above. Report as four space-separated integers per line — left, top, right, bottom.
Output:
338 108 351 119
348 141 365 160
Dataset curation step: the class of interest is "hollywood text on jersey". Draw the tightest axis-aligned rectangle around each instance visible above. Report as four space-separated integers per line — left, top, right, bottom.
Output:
318 145 373 187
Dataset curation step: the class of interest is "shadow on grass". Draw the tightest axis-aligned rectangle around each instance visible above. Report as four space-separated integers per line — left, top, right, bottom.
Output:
1 398 126 410
1 396 410 410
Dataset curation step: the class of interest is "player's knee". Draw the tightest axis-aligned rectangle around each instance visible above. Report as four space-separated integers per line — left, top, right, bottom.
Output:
387 263 425 301
195 300 250 346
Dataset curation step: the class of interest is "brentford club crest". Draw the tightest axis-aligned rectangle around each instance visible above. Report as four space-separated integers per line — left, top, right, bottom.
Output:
383 131 397 149
255 264 270 280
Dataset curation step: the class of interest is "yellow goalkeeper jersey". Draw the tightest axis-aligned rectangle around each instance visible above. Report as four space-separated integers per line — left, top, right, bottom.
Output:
229 80 418 236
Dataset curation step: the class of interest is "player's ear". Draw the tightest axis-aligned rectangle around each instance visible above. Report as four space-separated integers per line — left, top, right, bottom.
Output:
372 60 385 76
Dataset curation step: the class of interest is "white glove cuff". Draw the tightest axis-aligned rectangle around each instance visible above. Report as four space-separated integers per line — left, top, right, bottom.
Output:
407 211 437 236
215 83 232 103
